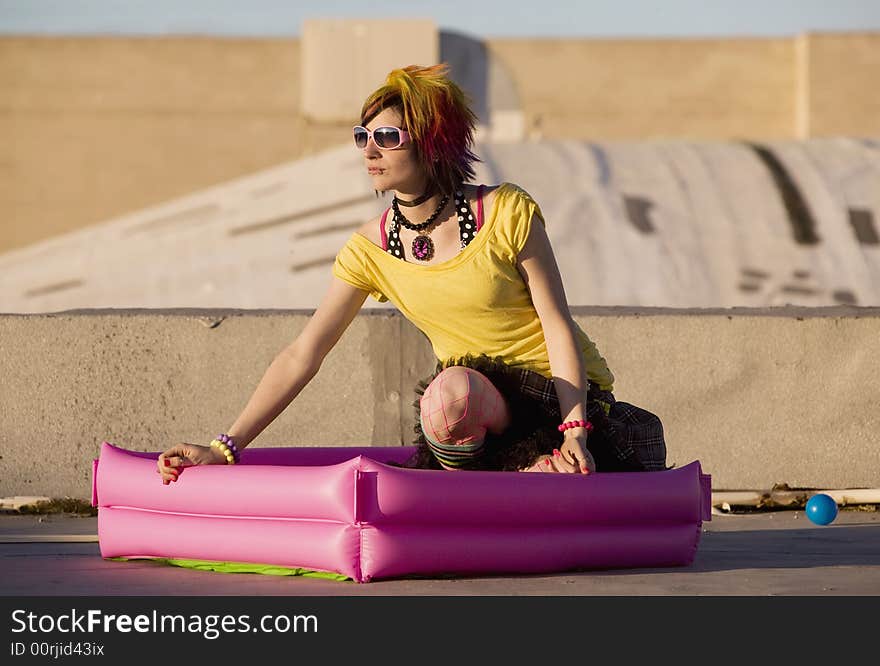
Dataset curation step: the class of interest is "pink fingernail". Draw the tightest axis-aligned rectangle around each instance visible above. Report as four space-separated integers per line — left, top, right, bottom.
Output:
553 449 560 457
544 459 551 466
163 459 170 467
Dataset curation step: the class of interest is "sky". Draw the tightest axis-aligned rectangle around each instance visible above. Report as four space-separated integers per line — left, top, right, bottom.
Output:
2 0 880 39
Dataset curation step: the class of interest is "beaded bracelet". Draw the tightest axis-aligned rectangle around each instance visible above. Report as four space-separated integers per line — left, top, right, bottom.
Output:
219 434 241 463
558 419 594 433
209 433 240 464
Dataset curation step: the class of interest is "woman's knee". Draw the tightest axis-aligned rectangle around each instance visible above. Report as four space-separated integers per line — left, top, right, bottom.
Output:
420 366 509 444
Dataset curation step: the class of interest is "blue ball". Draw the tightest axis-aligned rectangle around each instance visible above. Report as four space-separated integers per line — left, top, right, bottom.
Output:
806 493 838 525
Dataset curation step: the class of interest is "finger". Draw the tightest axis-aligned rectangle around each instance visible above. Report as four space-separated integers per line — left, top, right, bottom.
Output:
525 457 547 472
157 453 170 477
564 443 592 474
167 455 191 469
541 456 555 473
160 468 180 483
561 445 579 466
157 466 176 481
580 450 596 474
573 451 590 474
158 446 186 469
547 456 567 473
552 449 577 473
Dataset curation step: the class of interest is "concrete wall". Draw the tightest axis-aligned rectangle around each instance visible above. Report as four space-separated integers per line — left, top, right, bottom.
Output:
492 36 796 142
4 136 879 313
0 36 338 253
300 19 439 122
1 308 878 500
3 32 880 254
796 32 880 138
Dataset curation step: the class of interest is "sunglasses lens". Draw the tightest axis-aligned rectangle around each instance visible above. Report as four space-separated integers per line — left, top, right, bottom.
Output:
353 128 368 149
373 127 401 149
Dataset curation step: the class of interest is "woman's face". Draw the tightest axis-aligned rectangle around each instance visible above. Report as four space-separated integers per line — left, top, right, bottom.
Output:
361 106 429 194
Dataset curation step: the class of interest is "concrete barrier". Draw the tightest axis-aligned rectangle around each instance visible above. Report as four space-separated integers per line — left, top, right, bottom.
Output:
1 306 878 499
5 137 880 314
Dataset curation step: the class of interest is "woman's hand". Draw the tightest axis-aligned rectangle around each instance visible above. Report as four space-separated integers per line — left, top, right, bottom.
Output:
521 438 596 474
156 442 227 485
559 432 596 474
521 454 555 472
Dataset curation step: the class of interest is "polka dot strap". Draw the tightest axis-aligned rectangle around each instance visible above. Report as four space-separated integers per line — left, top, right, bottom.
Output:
454 189 477 249
384 187 478 261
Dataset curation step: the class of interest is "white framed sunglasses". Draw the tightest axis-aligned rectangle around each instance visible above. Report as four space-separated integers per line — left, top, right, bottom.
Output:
353 125 411 150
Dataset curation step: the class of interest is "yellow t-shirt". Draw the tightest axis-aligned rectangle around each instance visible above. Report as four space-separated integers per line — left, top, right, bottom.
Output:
332 182 615 390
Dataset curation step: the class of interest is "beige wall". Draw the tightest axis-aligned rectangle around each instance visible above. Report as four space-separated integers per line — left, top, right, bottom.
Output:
1 308 878 500
300 19 439 122
2 32 879 254
0 37 345 253
797 32 880 138
491 37 797 141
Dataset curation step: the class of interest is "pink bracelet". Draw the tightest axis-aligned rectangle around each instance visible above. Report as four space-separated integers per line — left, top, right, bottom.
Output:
558 419 593 433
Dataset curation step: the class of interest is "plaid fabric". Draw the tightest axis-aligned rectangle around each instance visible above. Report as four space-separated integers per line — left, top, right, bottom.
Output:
604 400 668 471
411 354 668 472
517 367 668 471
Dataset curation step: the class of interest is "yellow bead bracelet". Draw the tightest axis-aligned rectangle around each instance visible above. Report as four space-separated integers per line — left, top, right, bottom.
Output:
210 439 237 464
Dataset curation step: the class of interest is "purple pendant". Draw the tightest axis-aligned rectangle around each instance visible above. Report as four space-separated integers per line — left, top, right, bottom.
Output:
412 234 434 261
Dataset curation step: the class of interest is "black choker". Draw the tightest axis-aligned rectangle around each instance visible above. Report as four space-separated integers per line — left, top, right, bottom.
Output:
391 193 450 261
393 188 434 207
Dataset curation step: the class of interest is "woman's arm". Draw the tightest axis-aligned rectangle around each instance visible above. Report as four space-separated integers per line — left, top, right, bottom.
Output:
158 276 369 482
225 276 369 450
516 213 594 473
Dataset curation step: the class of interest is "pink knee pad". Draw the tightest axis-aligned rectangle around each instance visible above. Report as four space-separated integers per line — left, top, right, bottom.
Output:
419 367 508 469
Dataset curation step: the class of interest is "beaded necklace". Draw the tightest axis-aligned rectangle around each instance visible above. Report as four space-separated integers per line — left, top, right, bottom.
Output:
391 193 449 261
387 187 477 262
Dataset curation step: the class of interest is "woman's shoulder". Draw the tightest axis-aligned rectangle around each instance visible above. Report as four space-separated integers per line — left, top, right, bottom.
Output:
480 183 540 224
464 182 502 214
494 181 535 199
477 182 535 207
355 212 385 247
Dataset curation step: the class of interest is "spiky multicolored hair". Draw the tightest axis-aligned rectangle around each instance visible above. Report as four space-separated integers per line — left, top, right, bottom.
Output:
360 63 481 195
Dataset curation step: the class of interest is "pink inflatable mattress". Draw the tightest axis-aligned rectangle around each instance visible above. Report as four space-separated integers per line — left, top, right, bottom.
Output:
93 441 712 582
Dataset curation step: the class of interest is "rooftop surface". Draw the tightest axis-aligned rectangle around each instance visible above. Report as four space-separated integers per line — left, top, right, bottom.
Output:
2 510 878 595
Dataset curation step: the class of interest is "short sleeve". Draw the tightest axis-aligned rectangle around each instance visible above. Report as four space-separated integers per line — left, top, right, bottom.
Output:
332 236 388 302
497 184 546 260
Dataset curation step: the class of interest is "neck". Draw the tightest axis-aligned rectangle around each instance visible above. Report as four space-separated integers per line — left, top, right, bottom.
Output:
394 184 433 207
394 184 445 220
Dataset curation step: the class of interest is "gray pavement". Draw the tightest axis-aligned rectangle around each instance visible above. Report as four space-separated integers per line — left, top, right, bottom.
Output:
1 510 879 595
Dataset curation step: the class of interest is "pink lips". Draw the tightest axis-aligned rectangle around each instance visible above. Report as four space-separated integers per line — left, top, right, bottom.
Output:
368 168 385 175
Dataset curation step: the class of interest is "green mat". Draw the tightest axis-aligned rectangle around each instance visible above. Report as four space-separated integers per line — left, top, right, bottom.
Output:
106 556 351 581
